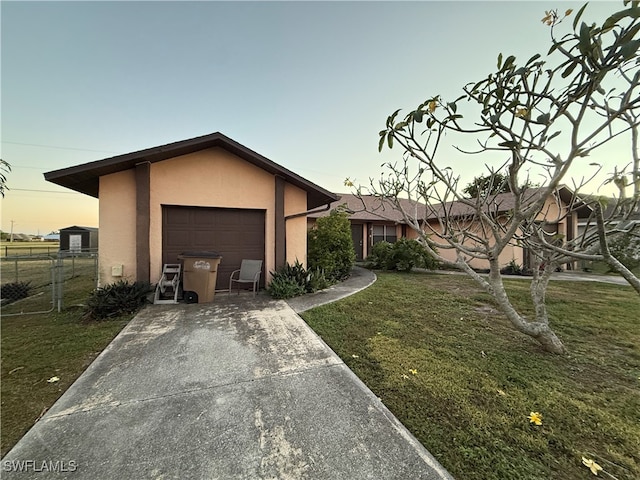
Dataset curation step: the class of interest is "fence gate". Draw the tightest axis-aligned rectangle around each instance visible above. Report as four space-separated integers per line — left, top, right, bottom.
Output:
1 255 57 316
1 253 98 316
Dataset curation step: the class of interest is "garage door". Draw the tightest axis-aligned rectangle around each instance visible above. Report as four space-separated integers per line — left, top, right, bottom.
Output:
162 206 265 290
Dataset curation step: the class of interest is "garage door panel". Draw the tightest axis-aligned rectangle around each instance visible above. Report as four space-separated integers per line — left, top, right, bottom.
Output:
162 206 265 290
165 208 190 225
193 210 217 226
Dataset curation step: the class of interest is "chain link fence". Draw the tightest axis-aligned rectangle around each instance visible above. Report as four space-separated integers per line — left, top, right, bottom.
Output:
1 252 98 316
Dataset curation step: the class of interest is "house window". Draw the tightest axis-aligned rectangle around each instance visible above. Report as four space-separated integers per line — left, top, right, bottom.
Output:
372 225 397 244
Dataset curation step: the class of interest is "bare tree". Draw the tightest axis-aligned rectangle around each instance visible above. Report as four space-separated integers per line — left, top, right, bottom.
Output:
358 2 640 353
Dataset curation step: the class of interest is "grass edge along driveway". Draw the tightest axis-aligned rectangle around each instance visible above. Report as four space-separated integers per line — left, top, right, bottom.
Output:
302 271 640 480
1 277 132 457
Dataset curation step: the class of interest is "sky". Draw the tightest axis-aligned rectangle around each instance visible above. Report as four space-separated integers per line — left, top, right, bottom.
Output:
0 0 631 235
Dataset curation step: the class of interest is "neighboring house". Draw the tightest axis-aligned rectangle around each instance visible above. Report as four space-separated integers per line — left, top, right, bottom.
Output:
576 197 640 237
59 226 99 253
45 132 337 288
308 194 422 261
310 188 588 270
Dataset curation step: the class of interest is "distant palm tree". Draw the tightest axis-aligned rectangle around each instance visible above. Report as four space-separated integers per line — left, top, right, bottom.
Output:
0 159 10 197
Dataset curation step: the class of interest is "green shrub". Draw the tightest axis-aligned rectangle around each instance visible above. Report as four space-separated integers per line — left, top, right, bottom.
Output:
267 275 307 299
307 267 331 292
608 231 640 271
392 238 437 272
308 210 355 281
367 238 437 272
367 241 395 270
500 259 524 275
84 280 152 320
0 281 33 303
267 261 334 299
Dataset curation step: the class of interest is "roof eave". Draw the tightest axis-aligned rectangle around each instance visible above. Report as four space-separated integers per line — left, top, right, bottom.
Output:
44 132 338 206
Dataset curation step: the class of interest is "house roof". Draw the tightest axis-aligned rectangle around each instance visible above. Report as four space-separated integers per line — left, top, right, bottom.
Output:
575 195 640 221
308 194 426 223
425 187 581 220
44 132 338 209
60 226 99 232
310 187 590 223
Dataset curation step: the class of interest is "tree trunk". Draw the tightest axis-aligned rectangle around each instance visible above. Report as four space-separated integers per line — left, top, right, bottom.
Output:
531 325 567 354
461 259 568 354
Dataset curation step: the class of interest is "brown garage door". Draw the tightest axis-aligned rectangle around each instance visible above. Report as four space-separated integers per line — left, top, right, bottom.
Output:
162 205 265 290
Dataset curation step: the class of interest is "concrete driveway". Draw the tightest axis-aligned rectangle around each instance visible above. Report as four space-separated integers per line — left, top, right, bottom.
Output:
3 295 452 479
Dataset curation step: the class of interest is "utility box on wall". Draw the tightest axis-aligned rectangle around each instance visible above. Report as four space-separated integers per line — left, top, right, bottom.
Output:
59 226 99 253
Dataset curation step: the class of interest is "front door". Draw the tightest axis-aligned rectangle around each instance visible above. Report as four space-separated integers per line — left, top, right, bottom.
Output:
351 224 364 261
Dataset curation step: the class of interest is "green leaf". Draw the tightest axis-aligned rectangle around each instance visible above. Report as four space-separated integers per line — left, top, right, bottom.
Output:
617 22 640 46
619 39 640 60
498 141 520 148
502 55 516 71
536 113 551 124
561 60 579 78
603 6 640 31
548 130 562 141
572 3 589 31
378 130 386 137
447 102 458 113
578 22 592 57
388 109 401 126
413 111 424 123
378 134 386 152
394 121 408 131
387 134 394 149
497 52 503 69
526 53 541 65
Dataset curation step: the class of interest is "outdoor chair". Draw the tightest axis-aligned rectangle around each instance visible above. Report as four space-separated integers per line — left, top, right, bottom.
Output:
229 259 263 296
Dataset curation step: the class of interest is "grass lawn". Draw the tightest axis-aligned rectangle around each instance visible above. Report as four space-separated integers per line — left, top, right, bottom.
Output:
1 276 132 457
1 241 60 258
302 272 640 480
585 260 640 276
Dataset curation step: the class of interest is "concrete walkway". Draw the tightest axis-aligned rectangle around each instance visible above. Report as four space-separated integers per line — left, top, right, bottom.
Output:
286 266 377 313
2 271 451 479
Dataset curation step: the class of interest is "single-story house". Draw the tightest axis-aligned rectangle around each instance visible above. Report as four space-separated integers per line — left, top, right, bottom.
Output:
309 188 590 269
307 194 421 261
59 226 98 253
45 132 337 288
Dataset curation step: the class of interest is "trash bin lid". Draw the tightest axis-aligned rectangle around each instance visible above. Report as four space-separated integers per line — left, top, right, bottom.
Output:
179 251 222 258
